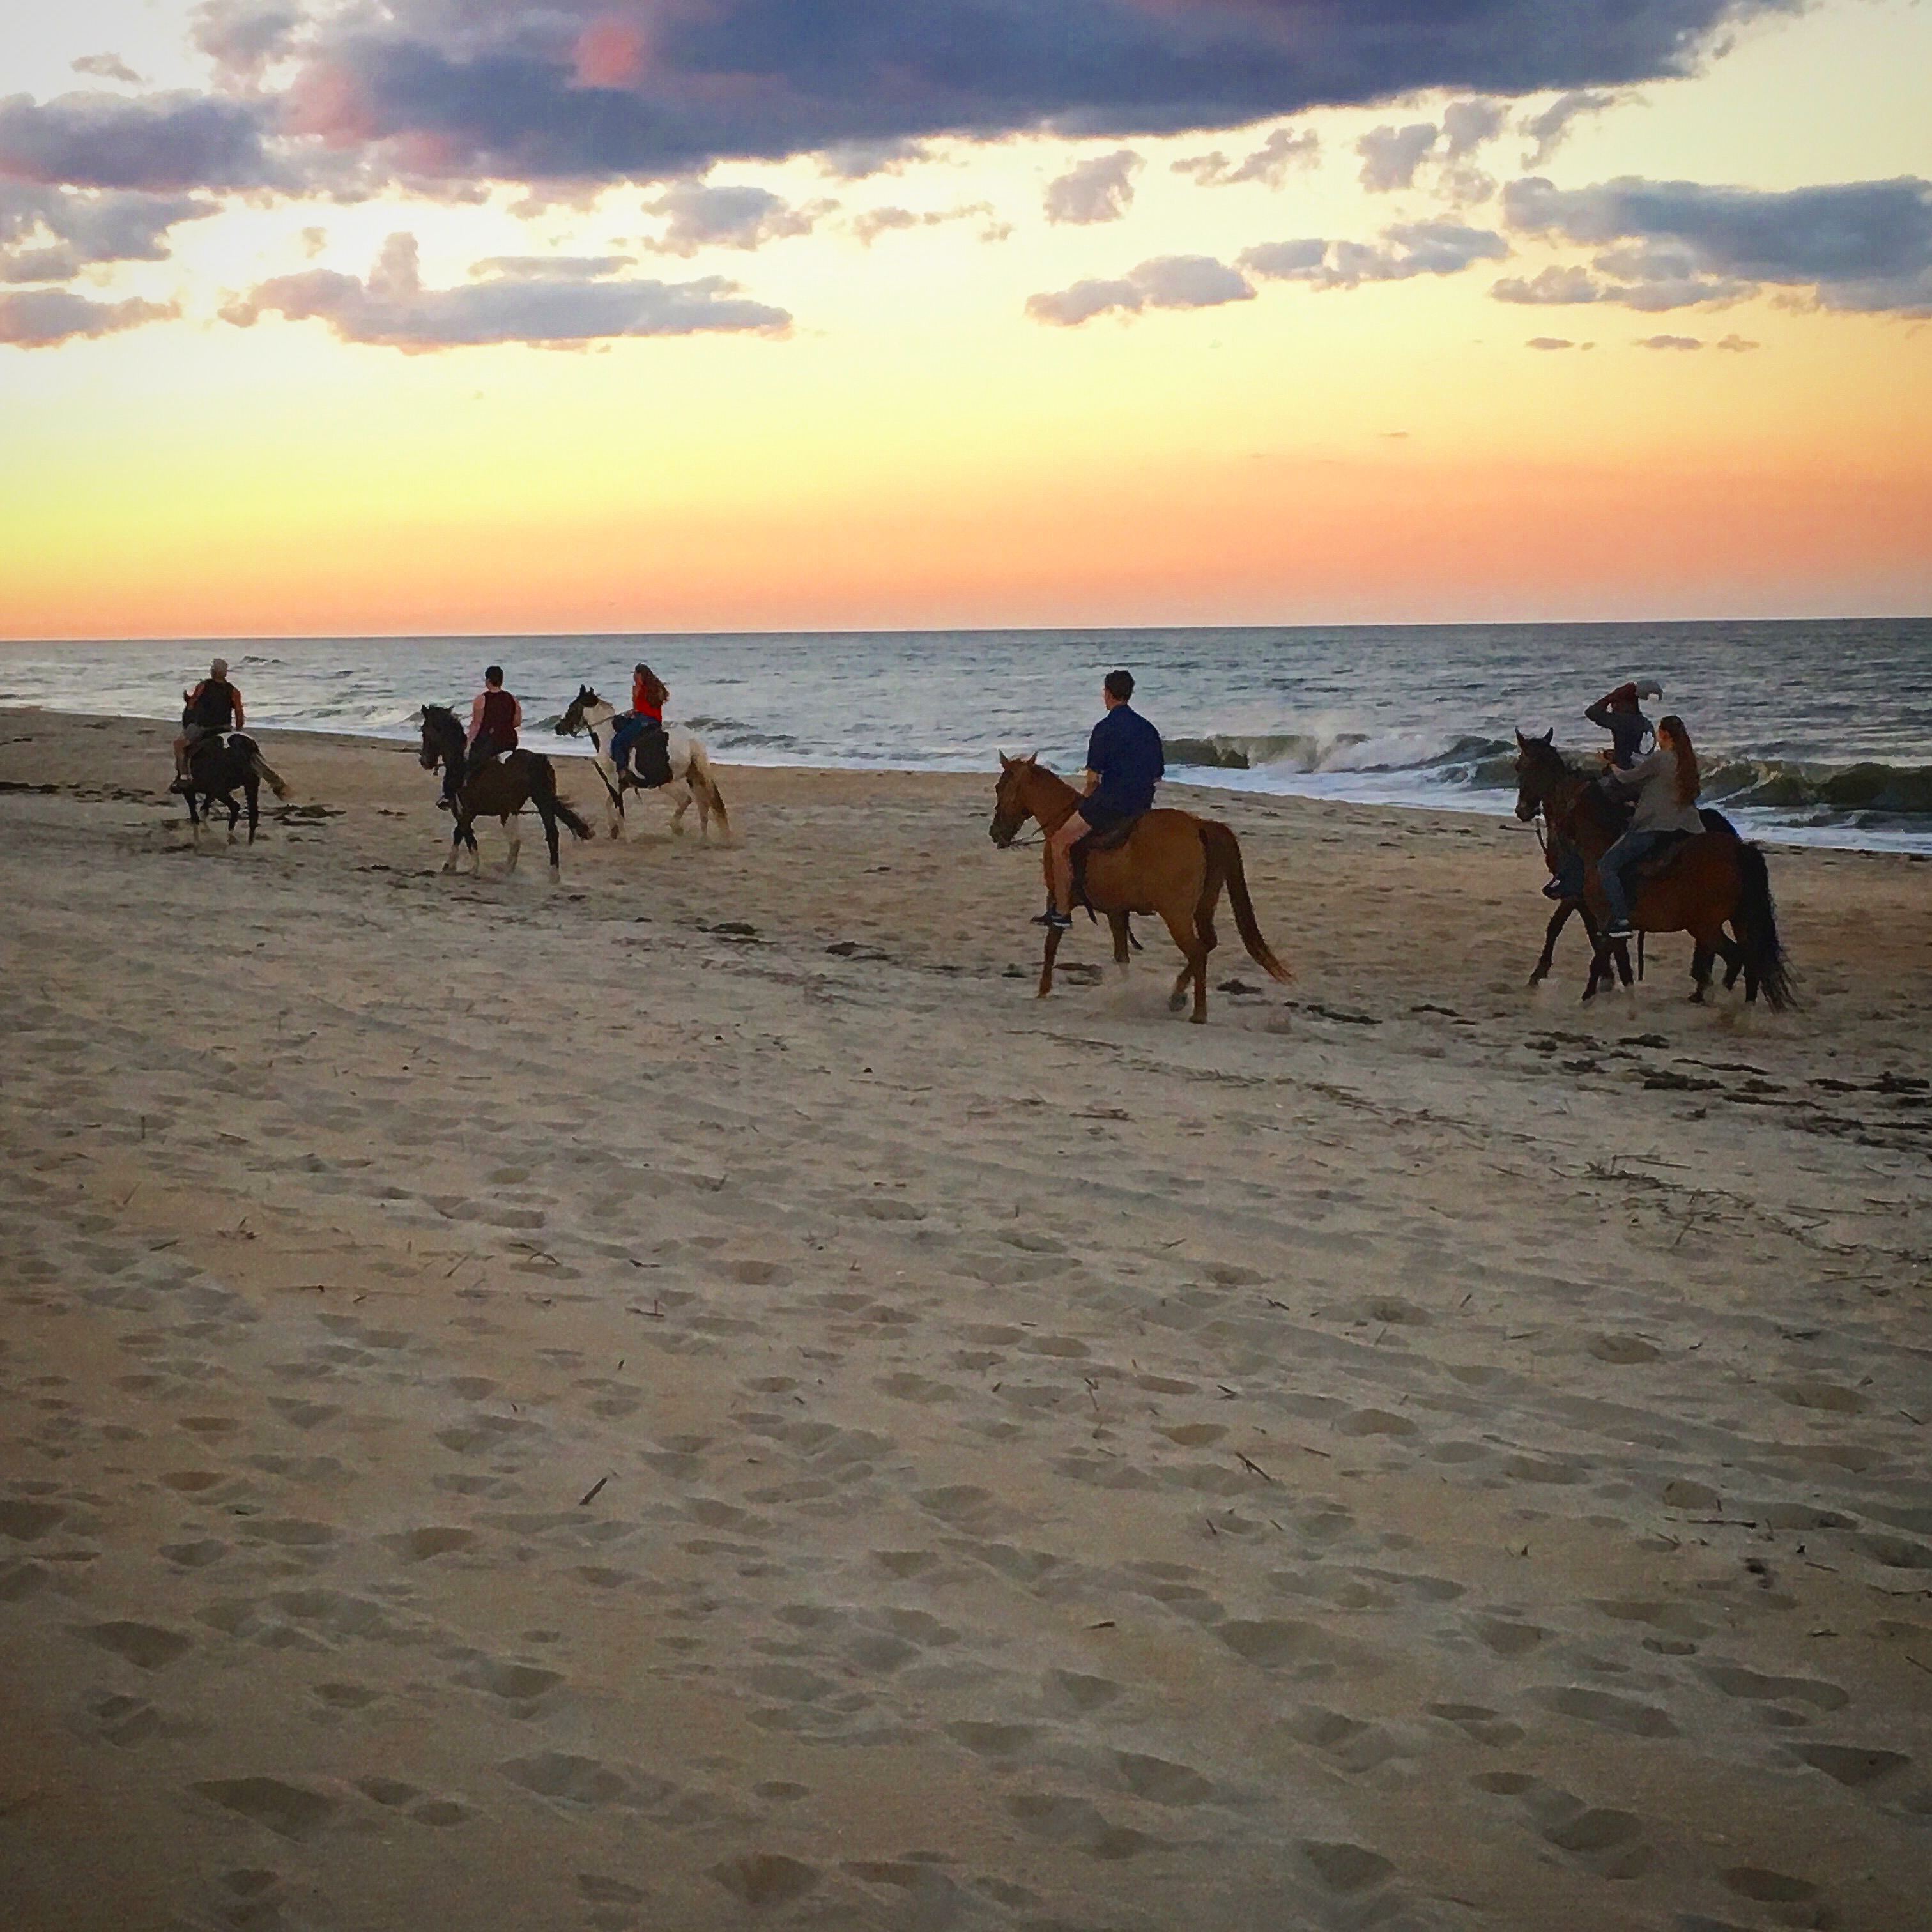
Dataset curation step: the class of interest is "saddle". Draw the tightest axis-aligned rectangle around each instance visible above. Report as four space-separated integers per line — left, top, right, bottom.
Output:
1070 811 1145 913
620 724 673 790
1629 827 1696 886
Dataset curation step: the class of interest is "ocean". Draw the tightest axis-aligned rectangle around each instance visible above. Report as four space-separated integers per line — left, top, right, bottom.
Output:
3 620 1929 854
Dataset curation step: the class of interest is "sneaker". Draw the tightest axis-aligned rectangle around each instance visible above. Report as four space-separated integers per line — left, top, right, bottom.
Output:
1541 878 1567 901
1031 908 1073 931
1604 920 1635 942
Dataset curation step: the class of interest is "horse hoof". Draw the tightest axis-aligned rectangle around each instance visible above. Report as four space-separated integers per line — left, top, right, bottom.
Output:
549 866 561 884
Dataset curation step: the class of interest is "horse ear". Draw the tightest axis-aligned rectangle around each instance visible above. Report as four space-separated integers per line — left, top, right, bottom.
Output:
1538 728 1554 746
999 751 1013 770
1515 730 1526 749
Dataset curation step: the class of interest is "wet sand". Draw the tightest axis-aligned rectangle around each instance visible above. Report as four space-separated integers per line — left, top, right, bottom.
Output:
3 709 1929 1932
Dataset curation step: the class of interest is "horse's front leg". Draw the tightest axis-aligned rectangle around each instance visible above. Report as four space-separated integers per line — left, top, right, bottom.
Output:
1036 924 1064 999
443 818 464 873
1108 911 1132 972
1529 900 1571 985
670 781 693 837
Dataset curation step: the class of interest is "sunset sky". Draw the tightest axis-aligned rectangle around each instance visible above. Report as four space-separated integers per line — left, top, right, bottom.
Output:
3 0 1929 638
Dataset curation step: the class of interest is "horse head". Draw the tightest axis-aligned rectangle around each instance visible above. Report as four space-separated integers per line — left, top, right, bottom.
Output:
1512 728 1560 822
418 704 460 771
555 685 597 736
988 752 1039 848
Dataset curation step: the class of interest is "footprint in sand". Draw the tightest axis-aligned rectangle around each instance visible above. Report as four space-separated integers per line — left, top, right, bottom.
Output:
1790 1742 1910 1787
79 1620 194 1670
1004 1793 1148 1860
709 1853 819 1908
1300 1841 1395 1894
1535 1687 1678 1736
195 1777 339 1841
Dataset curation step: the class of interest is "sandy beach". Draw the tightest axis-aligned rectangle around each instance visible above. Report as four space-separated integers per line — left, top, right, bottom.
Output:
3 708 1929 1932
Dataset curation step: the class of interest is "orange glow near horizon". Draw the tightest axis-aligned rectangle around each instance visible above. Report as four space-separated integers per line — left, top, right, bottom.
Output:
2 2 1929 638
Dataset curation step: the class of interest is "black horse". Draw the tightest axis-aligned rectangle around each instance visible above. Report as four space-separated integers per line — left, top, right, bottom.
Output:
417 705 592 881
179 732 288 843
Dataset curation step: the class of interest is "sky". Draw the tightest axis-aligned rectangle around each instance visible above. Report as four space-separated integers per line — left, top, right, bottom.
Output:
1 0 1929 639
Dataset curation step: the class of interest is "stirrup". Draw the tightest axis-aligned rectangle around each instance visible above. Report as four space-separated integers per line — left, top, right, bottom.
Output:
1032 907 1073 931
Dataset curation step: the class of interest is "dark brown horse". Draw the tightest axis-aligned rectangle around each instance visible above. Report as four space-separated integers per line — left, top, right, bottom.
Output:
1513 730 1792 1008
418 705 592 881
179 731 289 843
988 755 1291 1022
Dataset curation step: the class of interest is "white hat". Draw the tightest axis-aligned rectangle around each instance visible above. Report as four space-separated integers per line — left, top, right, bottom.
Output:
1633 678 1662 700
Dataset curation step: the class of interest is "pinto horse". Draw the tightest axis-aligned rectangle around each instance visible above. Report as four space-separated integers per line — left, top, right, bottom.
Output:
418 705 592 881
554 686 731 843
988 755 1291 1023
1513 730 1793 1008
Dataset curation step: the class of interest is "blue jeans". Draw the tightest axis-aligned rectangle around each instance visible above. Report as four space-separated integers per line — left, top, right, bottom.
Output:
1597 828 1671 925
610 713 652 770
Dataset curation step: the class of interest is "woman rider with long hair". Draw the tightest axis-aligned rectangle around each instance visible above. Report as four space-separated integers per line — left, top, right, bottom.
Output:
1597 712 1703 940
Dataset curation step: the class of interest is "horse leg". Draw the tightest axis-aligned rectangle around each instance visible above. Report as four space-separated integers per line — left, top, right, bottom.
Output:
1159 907 1209 1022
1688 944 1711 1002
1036 923 1064 1000
1108 911 1131 973
502 812 521 874
1529 901 1571 986
444 818 463 872
670 779 694 838
244 774 259 844
224 791 240 842
537 800 561 880
1717 930 1744 990
1613 940 1634 988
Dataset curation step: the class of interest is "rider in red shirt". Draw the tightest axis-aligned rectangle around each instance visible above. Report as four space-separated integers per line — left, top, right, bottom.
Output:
610 662 668 778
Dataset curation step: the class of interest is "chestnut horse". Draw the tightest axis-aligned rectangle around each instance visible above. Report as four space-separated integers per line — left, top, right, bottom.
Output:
988 755 1291 1023
1513 730 1792 1009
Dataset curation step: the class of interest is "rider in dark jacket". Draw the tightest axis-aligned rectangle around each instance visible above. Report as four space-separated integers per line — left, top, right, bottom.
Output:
174 657 244 788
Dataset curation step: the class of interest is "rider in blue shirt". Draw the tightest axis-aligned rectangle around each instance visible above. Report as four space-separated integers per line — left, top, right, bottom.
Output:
1040 670 1164 930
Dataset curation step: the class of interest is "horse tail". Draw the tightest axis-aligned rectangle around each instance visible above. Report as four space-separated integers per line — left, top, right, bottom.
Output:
250 752 291 800
689 743 732 840
1199 820 1291 982
1734 840 1796 1011
526 753 594 841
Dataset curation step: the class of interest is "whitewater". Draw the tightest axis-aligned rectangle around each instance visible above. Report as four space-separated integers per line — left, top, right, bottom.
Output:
3 618 1928 852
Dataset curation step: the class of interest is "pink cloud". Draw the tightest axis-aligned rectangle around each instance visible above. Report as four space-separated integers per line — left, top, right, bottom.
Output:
575 18 649 89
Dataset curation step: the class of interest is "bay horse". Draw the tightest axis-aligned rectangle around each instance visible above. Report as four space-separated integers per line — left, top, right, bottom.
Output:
1513 731 1792 1008
555 687 731 843
417 705 592 881
988 755 1291 1023
178 732 289 843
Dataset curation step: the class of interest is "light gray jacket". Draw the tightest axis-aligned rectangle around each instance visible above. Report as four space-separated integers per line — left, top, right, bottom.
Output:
1607 745 1703 836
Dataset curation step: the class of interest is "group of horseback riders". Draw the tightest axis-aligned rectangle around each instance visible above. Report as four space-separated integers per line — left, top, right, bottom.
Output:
433 661 671 810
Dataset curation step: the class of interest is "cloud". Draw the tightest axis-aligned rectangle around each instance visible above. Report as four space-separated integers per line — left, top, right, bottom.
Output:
0 182 216 283
1240 222 1509 291
1045 150 1140 225
641 182 825 256
0 90 272 192
254 1 1798 188
1173 127 1318 189
72 56 144 86
192 4 303 86
1358 123 1438 194
1501 173 1932 314
1443 98 1507 163
1027 254 1254 327
224 232 792 349
851 203 1009 245
1518 89 1621 166
1636 333 1702 348
1715 332 1759 349
815 138 928 181
1526 335 1575 348
0 287 175 348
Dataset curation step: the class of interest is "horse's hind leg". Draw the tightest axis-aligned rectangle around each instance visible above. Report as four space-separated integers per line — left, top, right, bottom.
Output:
502 813 521 874
1717 929 1744 990
224 793 241 842
1108 912 1131 973
244 776 259 844
671 781 694 838
1160 908 1208 1022
1036 925 1064 1000
537 802 561 880
1689 943 1714 1004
